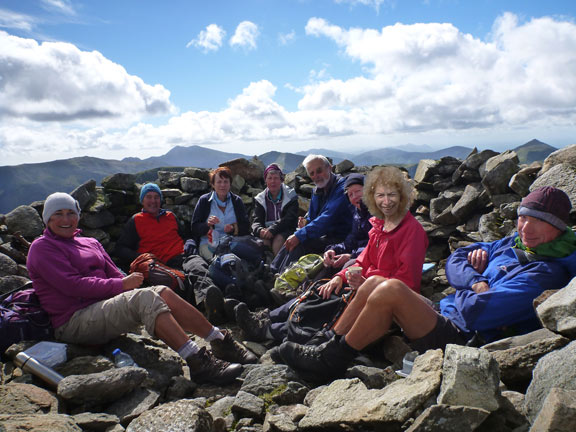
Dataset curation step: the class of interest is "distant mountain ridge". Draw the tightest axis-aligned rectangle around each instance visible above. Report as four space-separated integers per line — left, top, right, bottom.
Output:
0 140 557 213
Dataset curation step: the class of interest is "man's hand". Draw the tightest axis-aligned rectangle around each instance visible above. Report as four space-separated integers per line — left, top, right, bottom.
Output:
471 281 490 293
318 276 343 299
297 217 307 229
323 250 336 266
123 272 144 291
284 234 300 252
333 253 352 268
468 249 488 274
260 228 273 240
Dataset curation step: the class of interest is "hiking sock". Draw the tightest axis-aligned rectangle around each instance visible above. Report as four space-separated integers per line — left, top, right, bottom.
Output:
340 335 359 355
204 326 225 342
177 339 200 359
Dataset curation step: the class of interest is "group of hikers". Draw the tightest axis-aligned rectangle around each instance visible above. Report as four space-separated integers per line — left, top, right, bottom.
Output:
25 154 576 385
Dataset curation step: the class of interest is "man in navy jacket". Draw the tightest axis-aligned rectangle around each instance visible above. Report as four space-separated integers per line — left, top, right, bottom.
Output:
277 186 576 382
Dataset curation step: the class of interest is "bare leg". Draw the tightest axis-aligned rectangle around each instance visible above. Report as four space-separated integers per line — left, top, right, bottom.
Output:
344 279 439 350
154 288 213 349
332 276 386 335
272 234 285 256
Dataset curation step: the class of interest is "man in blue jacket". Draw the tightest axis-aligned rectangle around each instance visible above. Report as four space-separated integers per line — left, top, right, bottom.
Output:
271 154 353 274
277 186 576 382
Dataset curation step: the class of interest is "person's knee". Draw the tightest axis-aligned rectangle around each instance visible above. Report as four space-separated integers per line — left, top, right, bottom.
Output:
369 278 410 305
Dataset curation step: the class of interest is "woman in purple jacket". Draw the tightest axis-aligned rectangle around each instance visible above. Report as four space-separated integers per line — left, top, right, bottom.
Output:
27 192 256 385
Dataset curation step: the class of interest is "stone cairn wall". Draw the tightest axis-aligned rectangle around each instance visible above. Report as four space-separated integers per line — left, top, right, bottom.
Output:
0 145 575 431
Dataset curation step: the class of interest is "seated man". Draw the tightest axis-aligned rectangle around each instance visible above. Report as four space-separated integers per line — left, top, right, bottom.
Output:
277 186 576 382
235 173 371 343
271 155 354 274
114 183 230 324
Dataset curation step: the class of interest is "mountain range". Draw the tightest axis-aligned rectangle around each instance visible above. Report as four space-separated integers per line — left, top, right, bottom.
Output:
0 139 557 213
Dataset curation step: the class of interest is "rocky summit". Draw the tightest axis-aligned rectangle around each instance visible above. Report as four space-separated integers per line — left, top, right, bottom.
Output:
1 145 576 432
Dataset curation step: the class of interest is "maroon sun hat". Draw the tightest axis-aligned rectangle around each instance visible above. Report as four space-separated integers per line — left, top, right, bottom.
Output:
517 186 572 231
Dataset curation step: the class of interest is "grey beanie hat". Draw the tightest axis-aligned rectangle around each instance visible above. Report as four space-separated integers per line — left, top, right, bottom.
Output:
42 192 81 225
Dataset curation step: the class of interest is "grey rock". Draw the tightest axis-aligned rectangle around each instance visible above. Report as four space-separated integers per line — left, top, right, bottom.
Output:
161 188 181 198
524 340 576 422
221 158 264 183
81 210 115 229
451 183 486 221
57 355 114 377
481 151 520 196
125 399 211 432
0 414 82 431
500 202 520 220
334 159 354 174
490 193 521 208
0 243 28 265
268 380 308 405
183 167 211 181
437 345 500 412
0 275 32 295
5 206 44 238
164 375 197 401
232 390 266 420
174 193 194 205
106 387 160 426
0 252 18 277
430 197 458 225
0 383 60 414
439 186 465 202
541 143 576 173
509 172 533 197
263 404 307 432
71 179 97 210
157 171 183 188
298 349 443 429
484 328 569 386
302 385 327 407
406 404 490 432
432 178 453 192
530 163 576 211
57 366 148 405
345 365 397 389
231 174 246 194
500 391 529 429
71 412 120 432
241 365 301 397
478 210 507 242
529 388 576 432
102 173 136 191
180 177 209 193
414 160 438 183
536 278 576 337
206 395 235 421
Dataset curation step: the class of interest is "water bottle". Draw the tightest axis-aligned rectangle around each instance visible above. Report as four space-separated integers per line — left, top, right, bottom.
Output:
14 352 64 388
112 348 138 368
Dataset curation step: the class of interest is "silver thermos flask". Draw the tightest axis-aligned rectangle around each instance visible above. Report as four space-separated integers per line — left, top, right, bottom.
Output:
14 352 64 388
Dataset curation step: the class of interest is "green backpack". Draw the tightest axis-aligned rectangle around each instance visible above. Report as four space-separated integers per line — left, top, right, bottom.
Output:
273 254 324 297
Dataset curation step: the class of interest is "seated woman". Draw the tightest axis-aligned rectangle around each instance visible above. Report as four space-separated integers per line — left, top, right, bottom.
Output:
252 164 299 256
275 166 429 378
191 167 250 261
27 193 256 386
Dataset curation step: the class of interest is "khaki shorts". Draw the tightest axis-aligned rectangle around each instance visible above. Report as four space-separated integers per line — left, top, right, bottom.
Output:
55 286 170 345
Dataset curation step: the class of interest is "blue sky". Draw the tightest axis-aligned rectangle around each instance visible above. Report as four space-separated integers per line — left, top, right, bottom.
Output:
1 0 576 165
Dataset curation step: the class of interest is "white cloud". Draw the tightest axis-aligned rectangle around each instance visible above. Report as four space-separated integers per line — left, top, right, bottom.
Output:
279 30 296 45
230 21 259 50
186 24 226 52
0 8 36 31
0 31 174 124
40 0 75 15
334 0 394 12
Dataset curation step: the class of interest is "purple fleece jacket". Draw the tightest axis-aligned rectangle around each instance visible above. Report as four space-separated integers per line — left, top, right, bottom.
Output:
27 228 125 328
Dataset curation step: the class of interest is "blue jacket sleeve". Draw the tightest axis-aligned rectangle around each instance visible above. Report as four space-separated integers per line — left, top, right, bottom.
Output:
191 194 211 240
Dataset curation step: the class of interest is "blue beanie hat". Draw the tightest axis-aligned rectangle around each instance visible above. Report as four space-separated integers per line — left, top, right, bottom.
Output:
139 183 162 202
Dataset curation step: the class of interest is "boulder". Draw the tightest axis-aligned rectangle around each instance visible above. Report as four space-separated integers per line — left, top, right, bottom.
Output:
480 151 520 196
530 163 576 211
71 179 97 210
125 399 211 432
406 404 490 432
5 206 44 239
0 414 82 431
183 167 211 181
101 173 136 191
220 158 264 184
437 345 500 412
157 171 184 188
106 387 161 426
541 143 576 173
529 388 576 431
231 390 265 420
414 160 438 183
180 177 209 193
524 340 576 422
0 383 60 414
536 278 576 337
0 252 18 277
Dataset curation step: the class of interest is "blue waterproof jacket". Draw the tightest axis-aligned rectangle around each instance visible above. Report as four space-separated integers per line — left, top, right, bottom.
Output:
294 174 353 242
326 202 371 259
441 234 576 342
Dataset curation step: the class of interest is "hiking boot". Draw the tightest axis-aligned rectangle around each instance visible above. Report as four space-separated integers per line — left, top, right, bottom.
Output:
223 298 240 322
268 346 284 364
306 328 335 346
187 347 243 385
234 302 271 342
224 283 244 301
269 288 294 307
278 335 356 383
204 286 226 325
210 329 258 364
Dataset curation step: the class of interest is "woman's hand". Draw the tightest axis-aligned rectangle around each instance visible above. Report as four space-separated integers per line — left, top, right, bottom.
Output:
123 272 144 291
207 215 220 227
318 276 343 299
346 272 365 291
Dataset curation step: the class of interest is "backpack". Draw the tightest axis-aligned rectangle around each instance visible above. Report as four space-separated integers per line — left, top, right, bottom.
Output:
208 253 249 292
273 254 324 298
0 283 54 354
129 253 186 293
215 235 264 265
286 279 356 344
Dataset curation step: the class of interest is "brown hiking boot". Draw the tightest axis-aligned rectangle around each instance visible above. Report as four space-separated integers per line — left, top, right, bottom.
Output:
187 347 243 385
210 329 258 364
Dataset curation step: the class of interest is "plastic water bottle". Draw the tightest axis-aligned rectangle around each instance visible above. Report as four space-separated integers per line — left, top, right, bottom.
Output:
112 349 138 368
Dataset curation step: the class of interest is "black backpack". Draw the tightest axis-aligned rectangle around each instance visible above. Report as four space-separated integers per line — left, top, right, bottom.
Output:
286 279 356 344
